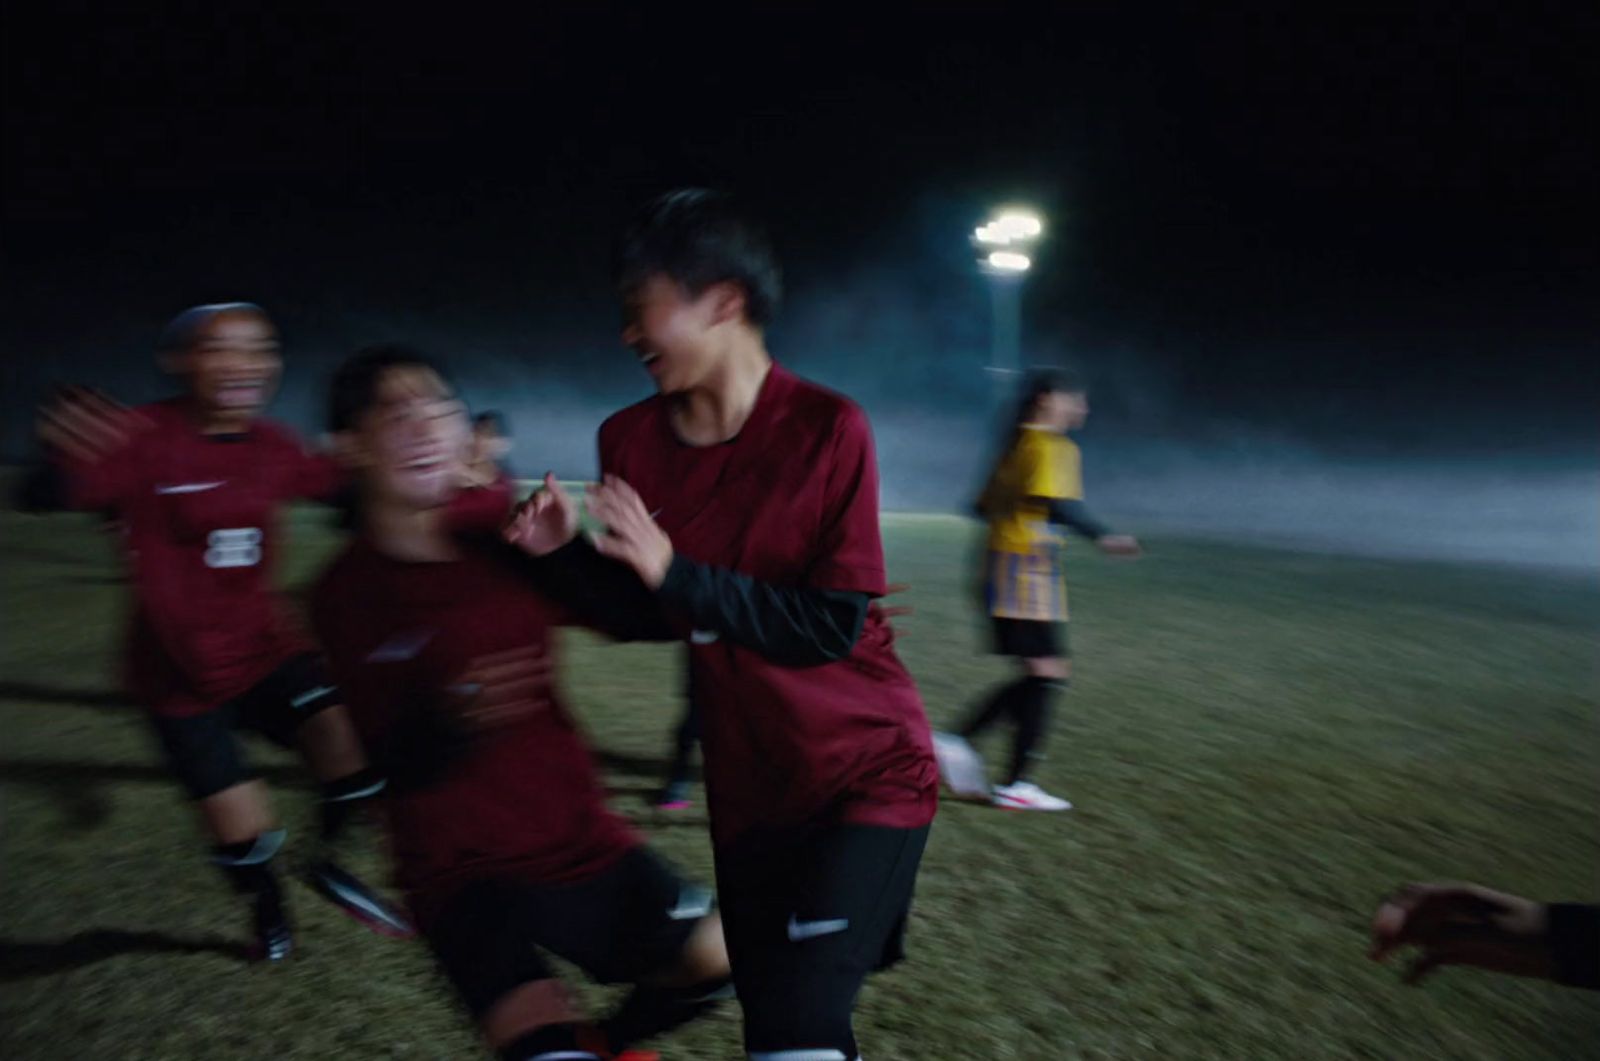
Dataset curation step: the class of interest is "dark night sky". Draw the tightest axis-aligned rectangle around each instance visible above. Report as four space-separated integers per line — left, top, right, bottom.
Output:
4 3 1597 461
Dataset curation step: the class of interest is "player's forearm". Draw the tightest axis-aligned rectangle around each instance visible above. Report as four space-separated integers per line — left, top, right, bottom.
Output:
516 538 677 642
1045 498 1111 541
657 556 868 667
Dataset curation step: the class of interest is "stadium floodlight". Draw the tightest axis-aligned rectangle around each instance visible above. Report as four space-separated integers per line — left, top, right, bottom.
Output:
975 205 1045 418
986 250 1032 273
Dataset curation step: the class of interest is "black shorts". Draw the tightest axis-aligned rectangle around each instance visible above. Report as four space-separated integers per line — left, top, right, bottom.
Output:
991 617 1068 659
148 653 341 800
716 822 929 1054
426 846 711 1019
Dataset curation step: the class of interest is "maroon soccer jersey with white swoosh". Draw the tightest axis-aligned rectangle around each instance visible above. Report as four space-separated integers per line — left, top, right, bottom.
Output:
598 364 938 848
56 399 340 717
311 537 638 927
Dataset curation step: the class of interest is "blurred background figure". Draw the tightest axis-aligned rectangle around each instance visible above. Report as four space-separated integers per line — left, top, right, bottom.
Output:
467 409 514 487
934 370 1139 812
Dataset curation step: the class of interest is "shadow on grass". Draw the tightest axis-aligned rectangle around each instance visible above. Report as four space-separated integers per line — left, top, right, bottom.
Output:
0 681 133 711
0 759 308 830
0 930 252 981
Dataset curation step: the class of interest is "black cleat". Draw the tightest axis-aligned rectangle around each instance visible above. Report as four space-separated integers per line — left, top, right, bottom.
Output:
305 859 414 938
252 892 294 962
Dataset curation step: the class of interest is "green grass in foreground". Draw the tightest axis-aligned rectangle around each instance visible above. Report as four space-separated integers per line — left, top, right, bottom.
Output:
2 508 1597 1059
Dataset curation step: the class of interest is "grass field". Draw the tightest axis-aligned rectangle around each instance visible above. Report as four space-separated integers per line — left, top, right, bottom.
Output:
2 504 1597 1059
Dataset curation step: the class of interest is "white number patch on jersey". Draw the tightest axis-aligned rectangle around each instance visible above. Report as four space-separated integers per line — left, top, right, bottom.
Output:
205 527 263 568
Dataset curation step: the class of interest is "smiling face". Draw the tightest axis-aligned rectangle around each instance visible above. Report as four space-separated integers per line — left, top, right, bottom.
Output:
343 364 470 512
166 309 282 430
619 273 743 395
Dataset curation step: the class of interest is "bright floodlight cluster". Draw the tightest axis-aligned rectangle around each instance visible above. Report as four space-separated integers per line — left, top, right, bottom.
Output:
974 210 1043 273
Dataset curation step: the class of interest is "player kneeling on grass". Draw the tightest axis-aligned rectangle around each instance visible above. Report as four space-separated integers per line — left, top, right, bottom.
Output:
37 303 410 960
313 347 730 1061
933 370 1140 811
504 189 938 1061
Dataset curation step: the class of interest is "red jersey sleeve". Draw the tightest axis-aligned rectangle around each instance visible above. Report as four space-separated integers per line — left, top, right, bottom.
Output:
53 424 149 511
446 476 514 535
806 404 888 596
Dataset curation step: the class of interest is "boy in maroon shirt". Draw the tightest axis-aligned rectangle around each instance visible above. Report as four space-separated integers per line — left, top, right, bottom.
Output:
314 347 730 1061
37 303 410 959
507 191 938 1061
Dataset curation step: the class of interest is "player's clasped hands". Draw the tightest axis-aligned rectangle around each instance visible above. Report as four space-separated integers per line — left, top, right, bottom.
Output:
38 384 154 464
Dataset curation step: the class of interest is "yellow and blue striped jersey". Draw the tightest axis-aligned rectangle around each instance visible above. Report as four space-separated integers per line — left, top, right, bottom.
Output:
979 426 1082 621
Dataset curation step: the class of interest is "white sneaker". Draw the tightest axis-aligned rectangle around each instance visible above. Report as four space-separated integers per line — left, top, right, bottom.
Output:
991 781 1072 811
931 732 991 799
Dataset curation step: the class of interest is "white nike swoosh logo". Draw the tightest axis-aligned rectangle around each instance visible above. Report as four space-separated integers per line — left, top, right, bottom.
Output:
155 481 224 495
290 685 336 708
786 914 849 942
365 630 436 663
689 629 720 645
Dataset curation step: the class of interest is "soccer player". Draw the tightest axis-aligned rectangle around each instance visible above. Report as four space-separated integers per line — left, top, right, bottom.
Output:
509 189 938 1061
467 409 515 486
314 347 730 1061
36 303 409 961
932 370 1141 811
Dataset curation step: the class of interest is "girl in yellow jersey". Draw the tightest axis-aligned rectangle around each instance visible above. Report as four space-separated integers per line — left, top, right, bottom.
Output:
933 371 1140 811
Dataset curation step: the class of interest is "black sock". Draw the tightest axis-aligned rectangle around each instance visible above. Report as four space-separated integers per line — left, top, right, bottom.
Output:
1006 677 1063 785
601 976 732 1050
212 829 287 893
318 767 386 846
961 677 1031 739
498 1023 598 1061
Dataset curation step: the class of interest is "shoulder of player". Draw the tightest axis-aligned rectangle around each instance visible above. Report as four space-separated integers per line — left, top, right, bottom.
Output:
598 394 666 453
774 368 870 440
246 417 313 452
598 393 659 438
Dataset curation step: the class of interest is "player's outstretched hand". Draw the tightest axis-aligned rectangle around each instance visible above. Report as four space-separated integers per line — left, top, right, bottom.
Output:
585 474 674 589
38 385 152 465
1370 882 1553 985
1097 534 1142 558
503 472 580 556
879 583 914 631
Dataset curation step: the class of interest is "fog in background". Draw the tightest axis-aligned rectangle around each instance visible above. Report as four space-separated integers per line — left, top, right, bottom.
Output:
7 264 1595 576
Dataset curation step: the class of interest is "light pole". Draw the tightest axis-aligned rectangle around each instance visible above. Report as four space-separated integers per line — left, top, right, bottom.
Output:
973 209 1042 422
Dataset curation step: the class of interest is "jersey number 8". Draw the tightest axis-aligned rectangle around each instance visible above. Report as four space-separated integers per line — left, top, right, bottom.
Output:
206 527 263 569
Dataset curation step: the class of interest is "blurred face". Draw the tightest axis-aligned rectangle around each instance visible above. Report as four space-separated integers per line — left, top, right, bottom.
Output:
1037 389 1090 432
168 310 282 422
472 423 510 463
620 274 737 394
345 366 470 511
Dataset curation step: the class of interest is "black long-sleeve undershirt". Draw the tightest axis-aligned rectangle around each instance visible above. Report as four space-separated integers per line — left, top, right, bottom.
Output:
1044 497 1111 541
512 539 869 666
1549 903 1600 989
657 555 869 667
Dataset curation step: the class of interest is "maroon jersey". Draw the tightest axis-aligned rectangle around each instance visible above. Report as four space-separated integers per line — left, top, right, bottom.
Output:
599 364 938 848
311 536 638 928
56 399 340 717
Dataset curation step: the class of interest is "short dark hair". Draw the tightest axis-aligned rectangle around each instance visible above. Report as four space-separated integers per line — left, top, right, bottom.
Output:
157 302 271 353
614 189 782 326
473 410 507 435
327 344 450 433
